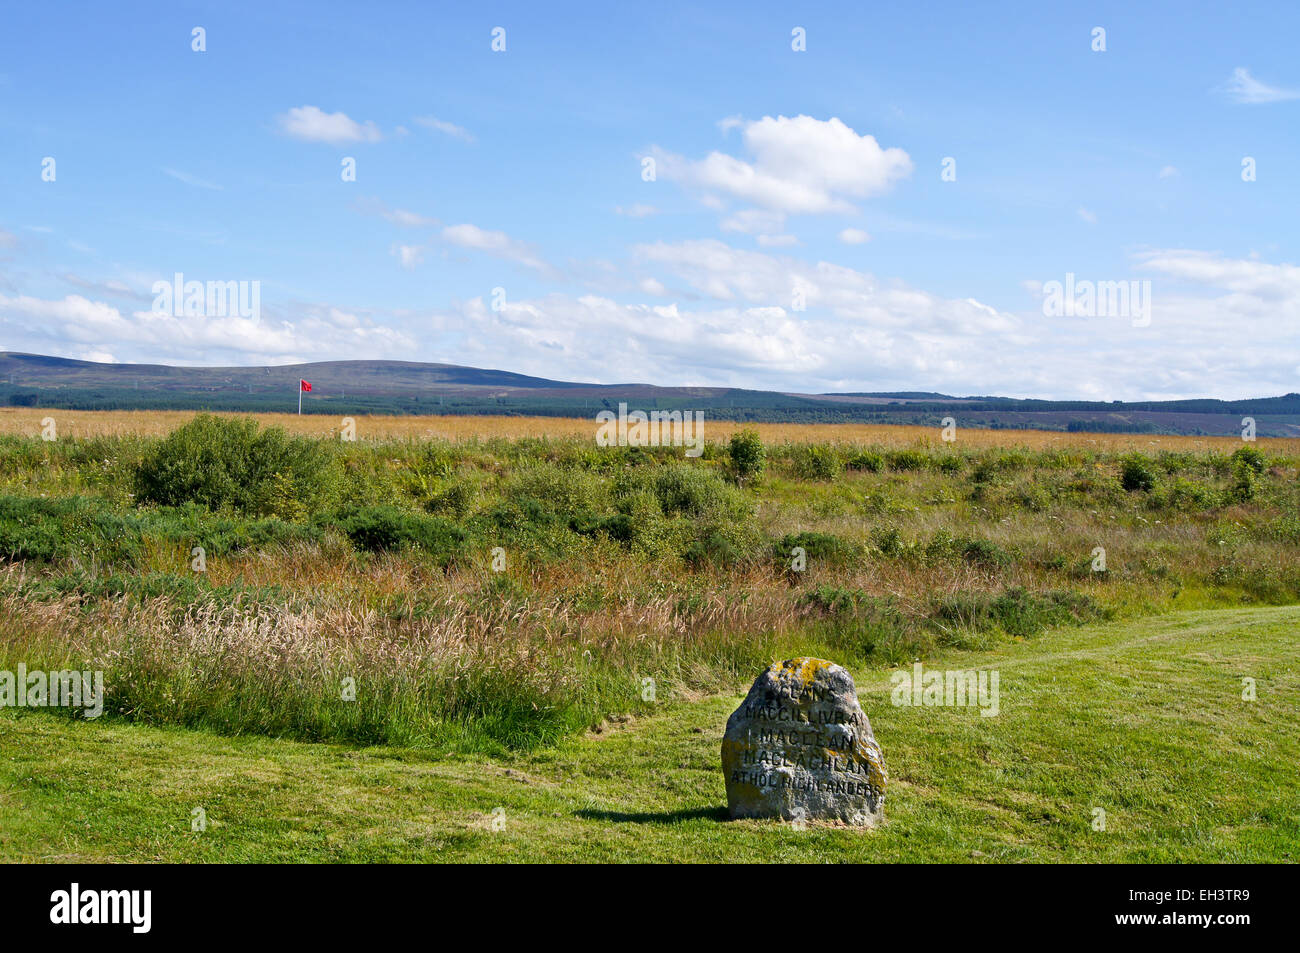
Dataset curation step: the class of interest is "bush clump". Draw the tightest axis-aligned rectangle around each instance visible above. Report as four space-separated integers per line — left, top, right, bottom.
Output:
728 429 766 484
790 444 842 481
134 414 340 517
886 449 930 472
1230 445 1267 475
0 495 143 563
845 450 884 472
934 587 1104 639
1230 458 1258 502
776 531 856 566
331 505 468 564
1119 453 1157 492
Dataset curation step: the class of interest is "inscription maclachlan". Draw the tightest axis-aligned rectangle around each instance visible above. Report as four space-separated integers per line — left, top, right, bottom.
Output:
722 658 885 826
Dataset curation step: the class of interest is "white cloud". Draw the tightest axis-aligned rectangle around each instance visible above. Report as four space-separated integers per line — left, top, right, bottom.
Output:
0 228 16 249
838 228 870 245
413 116 476 143
756 234 798 247
721 209 786 235
422 241 1024 392
1077 207 1097 224
0 291 413 365
60 273 152 303
1136 248 1300 299
385 208 436 227
1158 165 1179 179
390 243 426 269
654 115 912 214
354 197 438 227
614 204 658 218
441 224 551 272
162 167 222 191
278 106 383 144
412 240 1300 399
1221 67 1300 104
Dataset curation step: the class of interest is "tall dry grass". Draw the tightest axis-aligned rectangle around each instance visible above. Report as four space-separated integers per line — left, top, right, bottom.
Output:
2 406 1294 453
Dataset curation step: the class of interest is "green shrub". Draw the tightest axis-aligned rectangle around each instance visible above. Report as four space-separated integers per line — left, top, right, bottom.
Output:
922 531 1013 569
1010 480 1053 512
935 587 1103 639
886 449 929 472
617 464 751 523
684 531 741 568
0 494 323 566
332 505 467 564
776 531 856 565
1231 445 1267 475
958 537 1014 569
422 479 478 518
972 450 1032 480
798 584 869 616
970 461 998 488
1119 453 1156 492
872 526 905 556
133 414 340 517
609 485 676 556
505 464 609 519
1230 459 1257 502
0 495 142 563
845 450 884 473
1164 477 1221 511
728 429 766 484
791 444 841 481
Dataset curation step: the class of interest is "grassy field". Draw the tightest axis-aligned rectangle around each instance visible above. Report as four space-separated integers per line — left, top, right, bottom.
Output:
2 605 1295 862
4 406 1298 452
0 409 1296 861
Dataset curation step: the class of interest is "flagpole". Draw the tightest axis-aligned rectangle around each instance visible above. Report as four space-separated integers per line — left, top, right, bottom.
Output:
298 380 302 415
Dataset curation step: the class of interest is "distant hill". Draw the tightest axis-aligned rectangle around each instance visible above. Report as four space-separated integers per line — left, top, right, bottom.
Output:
2 352 1297 436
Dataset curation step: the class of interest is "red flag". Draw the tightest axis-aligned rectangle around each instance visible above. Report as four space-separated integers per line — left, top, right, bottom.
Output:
300 379 312 392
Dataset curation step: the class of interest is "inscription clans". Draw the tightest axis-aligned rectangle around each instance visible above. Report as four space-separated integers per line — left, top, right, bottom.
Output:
722 658 885 825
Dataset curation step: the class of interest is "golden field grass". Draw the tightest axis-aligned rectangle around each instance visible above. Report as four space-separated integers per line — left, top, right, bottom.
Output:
2 406 1296 454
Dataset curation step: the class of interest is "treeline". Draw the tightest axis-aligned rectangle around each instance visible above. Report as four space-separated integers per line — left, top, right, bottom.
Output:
2 386 1295 436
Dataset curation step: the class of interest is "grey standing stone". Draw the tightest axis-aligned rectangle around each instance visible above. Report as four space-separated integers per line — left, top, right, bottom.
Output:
722 657 885 826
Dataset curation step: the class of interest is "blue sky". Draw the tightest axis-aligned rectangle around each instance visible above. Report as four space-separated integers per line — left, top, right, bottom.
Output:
1 0 1297 399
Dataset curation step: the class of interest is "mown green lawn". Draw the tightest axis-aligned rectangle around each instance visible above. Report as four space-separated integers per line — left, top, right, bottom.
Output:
1 605 1296 863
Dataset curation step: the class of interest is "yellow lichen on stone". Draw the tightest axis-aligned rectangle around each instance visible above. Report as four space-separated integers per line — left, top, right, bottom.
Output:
769 657 834 691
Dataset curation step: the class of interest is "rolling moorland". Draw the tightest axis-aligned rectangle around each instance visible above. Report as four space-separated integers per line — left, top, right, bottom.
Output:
0 410 1297 861
4 352 1300 435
